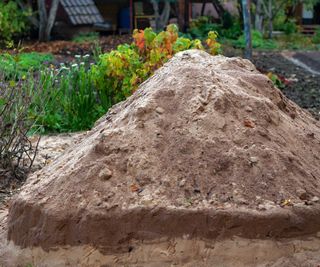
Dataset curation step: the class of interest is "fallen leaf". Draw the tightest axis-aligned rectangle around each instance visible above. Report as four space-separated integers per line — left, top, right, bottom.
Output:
280 199 293 207
130 184 139 192
244 119 255 128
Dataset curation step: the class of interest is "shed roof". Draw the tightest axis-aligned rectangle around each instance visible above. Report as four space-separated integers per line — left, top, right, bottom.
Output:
60 0 104 25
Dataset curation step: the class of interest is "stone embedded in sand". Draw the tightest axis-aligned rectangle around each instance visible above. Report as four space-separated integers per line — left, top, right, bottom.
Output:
7 50 320 253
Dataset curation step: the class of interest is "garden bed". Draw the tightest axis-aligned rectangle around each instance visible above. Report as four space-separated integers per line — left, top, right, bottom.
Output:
20 35 132 56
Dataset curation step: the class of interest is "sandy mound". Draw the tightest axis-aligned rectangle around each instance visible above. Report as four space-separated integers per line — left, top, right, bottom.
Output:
7 50 320 254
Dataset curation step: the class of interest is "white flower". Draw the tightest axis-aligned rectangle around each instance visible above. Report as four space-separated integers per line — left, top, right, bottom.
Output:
75 55 81 59
83 54 90 58
71 63 78 68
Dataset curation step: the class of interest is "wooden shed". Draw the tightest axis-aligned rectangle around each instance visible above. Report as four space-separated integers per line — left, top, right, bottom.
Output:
52 0 225 37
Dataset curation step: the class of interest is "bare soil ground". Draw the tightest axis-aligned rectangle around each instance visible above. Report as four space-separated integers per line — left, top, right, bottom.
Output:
252 52 320 120
293 51 320 73
17 35 132 55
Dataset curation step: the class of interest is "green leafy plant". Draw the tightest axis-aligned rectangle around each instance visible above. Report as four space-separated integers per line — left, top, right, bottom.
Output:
276 33 316 50
0 1 31 43
32 56 104 133
185 15 242 41
221 19 242 40
312 27 320 44
267 72 287 89
282 19 298 35
187 16 222 40
233 30 278 49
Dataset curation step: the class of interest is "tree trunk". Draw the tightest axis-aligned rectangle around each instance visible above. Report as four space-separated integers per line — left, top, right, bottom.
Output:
160 1 171 29
237 0 243 27
268 0 273 38
151 0 172 31
38 0 47 41
37 0 60 41
254 0 263 32
211 0 225 18
242 0 252 59
201 0 206 16
45 0 60 41
151 0 161 30
178 0 186 31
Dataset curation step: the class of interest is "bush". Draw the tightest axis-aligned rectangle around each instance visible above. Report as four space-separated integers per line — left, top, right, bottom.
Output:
0 1 30 43
282 19 298 35
233 30 278 49
221 19 242 40
312 27 320 44
185 15 242 41
91 24 220 110
187 16 222 40
39 25 220 132
0 75 41 185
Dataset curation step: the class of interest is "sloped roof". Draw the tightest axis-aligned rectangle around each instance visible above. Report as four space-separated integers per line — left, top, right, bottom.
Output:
60 0 104 25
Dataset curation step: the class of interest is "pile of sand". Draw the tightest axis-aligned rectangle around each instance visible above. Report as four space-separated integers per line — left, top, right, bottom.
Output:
6 50 320 256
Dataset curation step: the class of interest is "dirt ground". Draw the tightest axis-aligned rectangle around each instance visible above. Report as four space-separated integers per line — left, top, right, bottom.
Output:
19 35 132 55
252 52 320 120
293 51 320 73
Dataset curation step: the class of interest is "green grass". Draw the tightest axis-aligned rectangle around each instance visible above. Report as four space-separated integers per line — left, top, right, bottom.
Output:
72 32 99 43
0 52 54 80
